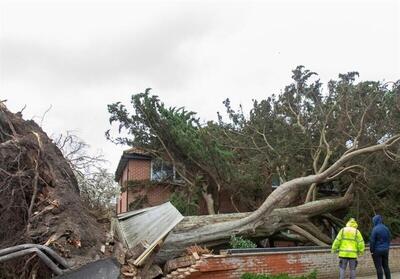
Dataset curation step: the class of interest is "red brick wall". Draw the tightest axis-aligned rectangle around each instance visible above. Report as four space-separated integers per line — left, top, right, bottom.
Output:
120 159 151 185
118 191 127 214
127 188 139 207
176 246 400 279
117 159 151 214
130 159 151 180
126 185 172 210
198 189 249 215
146 185 172 206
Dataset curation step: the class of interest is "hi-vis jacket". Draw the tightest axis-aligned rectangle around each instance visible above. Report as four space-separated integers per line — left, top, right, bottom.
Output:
331 218 365 258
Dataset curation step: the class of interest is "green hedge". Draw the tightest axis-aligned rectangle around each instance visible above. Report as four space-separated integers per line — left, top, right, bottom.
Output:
229 235 257 249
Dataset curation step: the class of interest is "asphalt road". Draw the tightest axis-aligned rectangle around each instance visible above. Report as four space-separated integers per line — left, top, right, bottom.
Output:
56 258 120 279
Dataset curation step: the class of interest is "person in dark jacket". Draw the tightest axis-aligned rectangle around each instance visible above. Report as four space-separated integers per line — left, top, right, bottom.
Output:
370 215 391 279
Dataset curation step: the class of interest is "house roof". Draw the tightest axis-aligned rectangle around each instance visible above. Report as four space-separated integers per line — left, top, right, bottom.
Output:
123 147 151 156
114 147 152 182
113 202 184 266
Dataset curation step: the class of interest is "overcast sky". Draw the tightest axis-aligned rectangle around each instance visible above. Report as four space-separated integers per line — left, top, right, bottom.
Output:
1 0 399 172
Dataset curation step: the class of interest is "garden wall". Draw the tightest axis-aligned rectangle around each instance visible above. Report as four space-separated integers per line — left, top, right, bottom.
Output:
164 245 400 279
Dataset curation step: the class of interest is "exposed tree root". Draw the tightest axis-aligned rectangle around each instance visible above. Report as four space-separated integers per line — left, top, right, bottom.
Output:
0 104 108 278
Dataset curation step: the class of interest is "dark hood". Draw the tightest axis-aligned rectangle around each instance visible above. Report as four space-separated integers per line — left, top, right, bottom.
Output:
373 215 383 226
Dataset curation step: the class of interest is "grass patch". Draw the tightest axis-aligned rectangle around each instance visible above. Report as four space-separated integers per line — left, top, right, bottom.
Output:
241 271 317 279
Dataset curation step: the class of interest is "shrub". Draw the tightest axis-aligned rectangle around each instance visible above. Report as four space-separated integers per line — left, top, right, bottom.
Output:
170 191 199 216
229 235 257 249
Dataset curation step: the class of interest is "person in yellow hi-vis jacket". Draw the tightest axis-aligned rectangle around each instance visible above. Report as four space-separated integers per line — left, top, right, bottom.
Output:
332 218 365 279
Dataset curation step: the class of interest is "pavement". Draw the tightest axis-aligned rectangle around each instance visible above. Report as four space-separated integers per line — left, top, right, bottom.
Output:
359 272 400 278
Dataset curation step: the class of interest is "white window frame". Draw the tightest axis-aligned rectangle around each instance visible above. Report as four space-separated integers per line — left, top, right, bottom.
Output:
150 159 182 182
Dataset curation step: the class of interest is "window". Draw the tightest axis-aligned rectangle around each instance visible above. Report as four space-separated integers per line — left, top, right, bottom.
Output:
151 159 174 181
151 159 183 182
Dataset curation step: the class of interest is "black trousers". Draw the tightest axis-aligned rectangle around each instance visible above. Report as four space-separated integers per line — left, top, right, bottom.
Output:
372 250 391 279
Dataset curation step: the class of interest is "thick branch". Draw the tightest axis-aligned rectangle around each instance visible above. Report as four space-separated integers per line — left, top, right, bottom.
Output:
325 165 364 182
297 221 332 244
344 94 378 154
158 136 399 262
282 184 355 218
287 225 329 246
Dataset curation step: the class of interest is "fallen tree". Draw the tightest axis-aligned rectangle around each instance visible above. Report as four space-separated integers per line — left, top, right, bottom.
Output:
155 134 400 261
0 103 107 278
107 68 400 263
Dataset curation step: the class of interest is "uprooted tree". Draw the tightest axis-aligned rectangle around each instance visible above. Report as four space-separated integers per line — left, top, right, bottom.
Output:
0 103 107 278
107 67 400 260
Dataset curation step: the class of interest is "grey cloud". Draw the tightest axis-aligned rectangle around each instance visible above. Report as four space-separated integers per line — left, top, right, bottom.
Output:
0 10 216 88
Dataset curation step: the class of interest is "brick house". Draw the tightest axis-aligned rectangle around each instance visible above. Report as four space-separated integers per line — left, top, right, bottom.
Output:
114 147 340 215
115 148 178 214
115 148 248 215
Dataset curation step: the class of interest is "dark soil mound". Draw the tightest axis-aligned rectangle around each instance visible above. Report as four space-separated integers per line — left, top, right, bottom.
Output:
0 103 107 278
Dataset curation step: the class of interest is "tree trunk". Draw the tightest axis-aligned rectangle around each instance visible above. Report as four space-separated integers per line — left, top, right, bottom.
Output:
156 185 355 262
154 133 400 262
201 184 216 215
202 192 216 215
